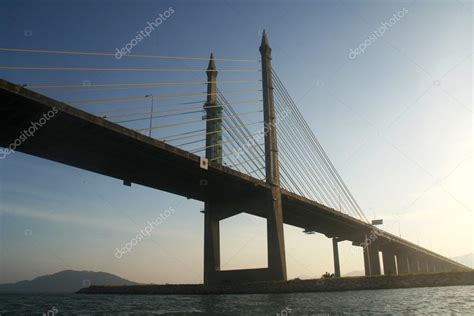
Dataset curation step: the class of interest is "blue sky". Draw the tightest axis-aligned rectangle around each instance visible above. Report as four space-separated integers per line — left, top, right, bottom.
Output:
0 0 472 284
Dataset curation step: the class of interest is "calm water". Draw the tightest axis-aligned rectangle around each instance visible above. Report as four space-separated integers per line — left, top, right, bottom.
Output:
1 285 473 315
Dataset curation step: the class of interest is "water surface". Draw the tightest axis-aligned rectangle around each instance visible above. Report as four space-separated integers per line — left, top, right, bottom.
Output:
1 285 473 315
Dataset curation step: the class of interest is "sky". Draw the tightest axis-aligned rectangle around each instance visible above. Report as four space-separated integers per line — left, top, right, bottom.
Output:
0 0 472 284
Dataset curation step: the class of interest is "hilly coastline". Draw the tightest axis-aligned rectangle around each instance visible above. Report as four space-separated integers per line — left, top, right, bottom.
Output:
0 270 138 293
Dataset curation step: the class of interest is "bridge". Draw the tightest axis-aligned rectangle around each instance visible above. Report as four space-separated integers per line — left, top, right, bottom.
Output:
0 32 469 285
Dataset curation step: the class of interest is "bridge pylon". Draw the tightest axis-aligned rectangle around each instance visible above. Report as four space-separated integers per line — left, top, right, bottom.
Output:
260 30 287 282
202 32 287 286
203 53 223 286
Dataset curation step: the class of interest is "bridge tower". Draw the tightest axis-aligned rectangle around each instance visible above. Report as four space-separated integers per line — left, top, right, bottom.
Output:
203 53 223 163
260 30 287 281
202 33 287 285
203 53 223 285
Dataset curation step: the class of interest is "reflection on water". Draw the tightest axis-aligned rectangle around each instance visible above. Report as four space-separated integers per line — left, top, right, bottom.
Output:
1 285 473 315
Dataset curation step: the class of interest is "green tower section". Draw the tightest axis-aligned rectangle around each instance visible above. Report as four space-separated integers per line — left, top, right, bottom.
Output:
204 53 223 165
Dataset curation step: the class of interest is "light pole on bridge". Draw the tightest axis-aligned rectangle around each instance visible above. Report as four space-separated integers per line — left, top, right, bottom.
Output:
145 94 154 137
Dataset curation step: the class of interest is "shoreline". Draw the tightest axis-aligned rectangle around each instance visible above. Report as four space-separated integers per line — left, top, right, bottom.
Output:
77 271 474 295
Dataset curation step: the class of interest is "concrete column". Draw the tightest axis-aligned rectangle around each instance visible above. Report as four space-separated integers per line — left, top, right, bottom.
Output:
332 238 341 277
203 54 222 286
396 253 409 274
438 262 446 272
203 203 220 285
426 260 433 272
425 260 431 273
408 255 420 274
444 263 451 272
382 248 397 275
444 263 453 272
363 246 371 276
419 258 428 273
368 244 381 275
260 30 286 281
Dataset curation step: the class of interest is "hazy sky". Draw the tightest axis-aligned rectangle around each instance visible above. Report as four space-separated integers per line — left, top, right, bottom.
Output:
0 0 472 284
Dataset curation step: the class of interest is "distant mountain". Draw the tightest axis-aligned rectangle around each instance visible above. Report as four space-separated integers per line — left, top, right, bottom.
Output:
0 270 139 293
451 253 474 269
343 270 365 277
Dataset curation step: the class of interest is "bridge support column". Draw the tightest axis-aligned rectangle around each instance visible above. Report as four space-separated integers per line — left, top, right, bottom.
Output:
442 263 451 272
421 257 430 273
426 260 433 273
396 253 409 274
363 246 370 276
203 203 220 285
203 32 287 285
408 255 420 274
260 30 287 282
332 238 341 277
363 243 381 276
425 260 432 273
368 244 381 275
444 263 452 272
382 248 397 275
203 54 223 286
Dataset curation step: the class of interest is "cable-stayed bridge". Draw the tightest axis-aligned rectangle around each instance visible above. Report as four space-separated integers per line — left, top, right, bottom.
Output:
0 32 469 285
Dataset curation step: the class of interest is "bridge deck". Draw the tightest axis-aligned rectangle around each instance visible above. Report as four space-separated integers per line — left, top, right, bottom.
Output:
0 79 468 270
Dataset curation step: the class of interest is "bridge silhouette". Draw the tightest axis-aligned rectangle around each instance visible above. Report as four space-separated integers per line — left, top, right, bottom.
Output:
0 32 469 285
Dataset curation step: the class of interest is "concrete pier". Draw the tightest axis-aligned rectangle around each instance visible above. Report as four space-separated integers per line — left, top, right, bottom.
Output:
333 238 341 277
397 253 409 274
382 248 397 275
203 54 223 286
368 244 381 275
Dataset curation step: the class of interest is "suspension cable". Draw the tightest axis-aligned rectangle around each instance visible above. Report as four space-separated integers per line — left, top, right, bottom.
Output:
218 93 266 174
0 66 259 72
274 93 346 212
27 80 258 90
0 47 259 62
134 110 262 132
92 100 207 114
162 121 263 143
71 89 261 105
273 71 368 222
107 108 204 120
189 131 264 154
274 74 364 218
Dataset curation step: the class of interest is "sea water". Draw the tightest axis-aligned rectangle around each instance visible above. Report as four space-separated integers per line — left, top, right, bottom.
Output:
1 285 473 315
